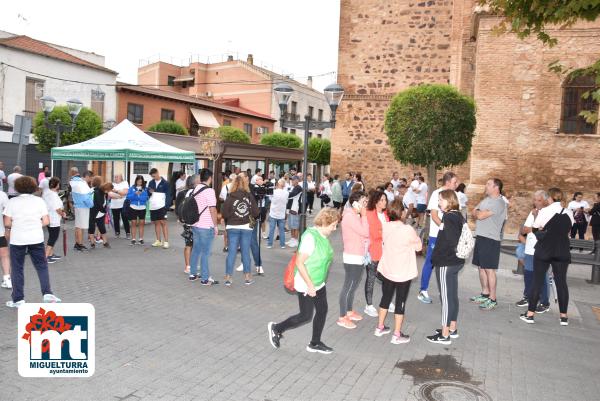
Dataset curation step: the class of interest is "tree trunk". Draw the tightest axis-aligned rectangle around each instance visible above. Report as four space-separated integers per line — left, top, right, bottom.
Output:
427 164 437 189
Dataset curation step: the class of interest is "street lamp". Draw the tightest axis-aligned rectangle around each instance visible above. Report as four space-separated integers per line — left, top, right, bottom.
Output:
274 82 344 233
40 95 83 177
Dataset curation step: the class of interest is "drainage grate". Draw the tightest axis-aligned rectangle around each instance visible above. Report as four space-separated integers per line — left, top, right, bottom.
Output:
418 381 493 401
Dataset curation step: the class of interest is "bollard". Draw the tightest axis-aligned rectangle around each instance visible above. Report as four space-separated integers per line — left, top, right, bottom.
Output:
591 241 600 284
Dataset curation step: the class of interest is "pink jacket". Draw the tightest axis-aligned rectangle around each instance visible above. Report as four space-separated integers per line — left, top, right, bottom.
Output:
378 222 422 282
341 207 370 257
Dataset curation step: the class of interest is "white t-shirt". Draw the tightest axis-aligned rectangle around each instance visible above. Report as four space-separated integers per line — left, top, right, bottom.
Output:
533 202 575 229
43 191 63 227
269 188 289 220
391 179 401 189
295 228 327 293
384 190 395 203
3 194 48 245
250 174 261 185
0 191 8 236
110 181 130 209
416 182 428 204
377 211 386 225
307 181 316 191
457 192 468 208
175 178 186 196
7 173 22 195
524 211 537 255
219 182 232 201
39 177 50 195
428 187 449 238
321 180 332 196
403 189 417 208
568 200 589 214
0 170 5 192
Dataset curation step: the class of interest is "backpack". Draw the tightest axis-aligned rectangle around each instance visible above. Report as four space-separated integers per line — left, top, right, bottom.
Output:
456 221 475 259
180 186 210 225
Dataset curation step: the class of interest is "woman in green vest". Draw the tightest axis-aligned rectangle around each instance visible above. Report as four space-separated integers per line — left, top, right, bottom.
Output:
268 207 340 354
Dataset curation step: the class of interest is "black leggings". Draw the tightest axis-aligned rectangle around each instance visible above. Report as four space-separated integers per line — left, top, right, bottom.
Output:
307 192 315 211
379 275 411 315
88 216 107 235
339 263 364 316
111 208 130 235
570 222 587 239
46 226 60 247
274 286 328 344
365 261 380 306
529 258 569 314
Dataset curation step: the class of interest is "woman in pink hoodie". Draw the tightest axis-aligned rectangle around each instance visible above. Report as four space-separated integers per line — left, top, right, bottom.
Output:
338 191 370 329
374 199 422 344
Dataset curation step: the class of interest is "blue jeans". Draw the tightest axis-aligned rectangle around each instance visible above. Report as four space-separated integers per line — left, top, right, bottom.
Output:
523 254 549 304
10 242 53 302
226 229 252 276
251 224 262 267
268 216 286 247
420 236 437 291
190 227 215 280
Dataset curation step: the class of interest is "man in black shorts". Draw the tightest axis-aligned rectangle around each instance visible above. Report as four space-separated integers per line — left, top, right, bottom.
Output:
148 168 171 249
470 178 507 310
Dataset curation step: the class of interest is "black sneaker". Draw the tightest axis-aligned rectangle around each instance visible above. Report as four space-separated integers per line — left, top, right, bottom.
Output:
306 342 333 354
435 328 459 339
50 255 62 261
515 297 528 307
47 257 57 264
426 333 451 345
188 274 199 282
223 247 228 252
519 313 535 324
130 240 136 246
267 322 281 349
535 304 550 314
138 239 144 245
200 279 219 286
560 317 569 326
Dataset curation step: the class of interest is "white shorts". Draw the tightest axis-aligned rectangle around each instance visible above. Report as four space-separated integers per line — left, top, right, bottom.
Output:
74 208 90 229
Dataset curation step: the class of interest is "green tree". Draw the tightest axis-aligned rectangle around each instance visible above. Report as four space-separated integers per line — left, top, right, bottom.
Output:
148 120 189 135
384 84 476 184
33 106 102 153
480 0 600 123
259 132 302 148
214 126 251 143
307 137 331 165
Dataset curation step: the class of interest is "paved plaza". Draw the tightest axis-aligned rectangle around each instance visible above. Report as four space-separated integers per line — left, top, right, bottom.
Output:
1 212 599 401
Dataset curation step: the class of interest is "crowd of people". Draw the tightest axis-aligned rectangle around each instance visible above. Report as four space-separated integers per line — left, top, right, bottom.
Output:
0 160 597 356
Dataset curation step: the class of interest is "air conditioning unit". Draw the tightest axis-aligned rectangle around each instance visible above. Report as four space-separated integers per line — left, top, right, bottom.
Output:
256 127 265 134
205 91 213 97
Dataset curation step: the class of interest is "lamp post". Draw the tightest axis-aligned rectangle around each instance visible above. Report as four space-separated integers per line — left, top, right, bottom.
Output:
40 96 83 178
274 83 344 233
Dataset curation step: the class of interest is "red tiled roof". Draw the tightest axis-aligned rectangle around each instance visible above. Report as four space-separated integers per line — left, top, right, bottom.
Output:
117 84 276 121
0 35 117 74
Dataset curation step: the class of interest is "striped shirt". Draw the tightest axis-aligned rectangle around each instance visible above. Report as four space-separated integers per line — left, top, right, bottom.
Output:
192 184 216 229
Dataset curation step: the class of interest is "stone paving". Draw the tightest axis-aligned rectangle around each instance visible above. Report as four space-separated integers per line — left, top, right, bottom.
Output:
1 211 599 401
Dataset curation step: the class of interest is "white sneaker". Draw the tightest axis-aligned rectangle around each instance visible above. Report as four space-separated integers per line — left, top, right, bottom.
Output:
288 239 298 248
236 264 243 272
266 245 273 249
389 302 395 313
262 233 269 239
257 266 264 275
364 304 378 317
1 277 12 289
43 294 62 303
163 241 170 249
6 300 25 308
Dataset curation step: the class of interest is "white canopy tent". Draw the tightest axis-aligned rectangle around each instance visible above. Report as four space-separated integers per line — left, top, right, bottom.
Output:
51 119 196 163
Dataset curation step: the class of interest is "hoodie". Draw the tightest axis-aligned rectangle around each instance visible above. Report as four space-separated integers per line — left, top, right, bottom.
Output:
222 190 259 228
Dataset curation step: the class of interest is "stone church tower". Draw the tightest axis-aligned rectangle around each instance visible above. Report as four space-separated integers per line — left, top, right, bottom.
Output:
333 0 600 232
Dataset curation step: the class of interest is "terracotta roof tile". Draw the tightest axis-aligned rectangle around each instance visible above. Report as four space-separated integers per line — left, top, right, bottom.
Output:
0 35 117 74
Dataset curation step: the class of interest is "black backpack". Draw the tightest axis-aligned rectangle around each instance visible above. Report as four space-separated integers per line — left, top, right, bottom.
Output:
180 186 210 225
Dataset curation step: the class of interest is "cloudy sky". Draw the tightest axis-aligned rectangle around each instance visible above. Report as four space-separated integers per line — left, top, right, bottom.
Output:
0 0 341 91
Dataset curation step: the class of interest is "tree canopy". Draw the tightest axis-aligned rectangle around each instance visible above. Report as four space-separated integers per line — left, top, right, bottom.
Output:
307 137 331 165
259 132 302 148
148 120 189 135
214 126 251 143
33 106 102 153
384 84 476 183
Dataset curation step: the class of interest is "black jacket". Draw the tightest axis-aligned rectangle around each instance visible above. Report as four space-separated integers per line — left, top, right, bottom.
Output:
431 211 465 267
590 202 600 226
286 184 303 212
222 190 259 226
91 188 107 218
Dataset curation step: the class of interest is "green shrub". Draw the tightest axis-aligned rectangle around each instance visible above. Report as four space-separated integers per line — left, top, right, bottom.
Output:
307 138 331 165
215 126 251 143
33 106 103 153
260 132 302 148
148 120 188 135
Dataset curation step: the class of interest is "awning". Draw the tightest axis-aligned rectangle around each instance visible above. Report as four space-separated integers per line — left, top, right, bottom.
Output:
191 108 220 128
173 75 194 82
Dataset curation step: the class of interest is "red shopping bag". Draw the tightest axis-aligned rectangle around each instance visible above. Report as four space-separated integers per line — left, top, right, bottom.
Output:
283 254 297 293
